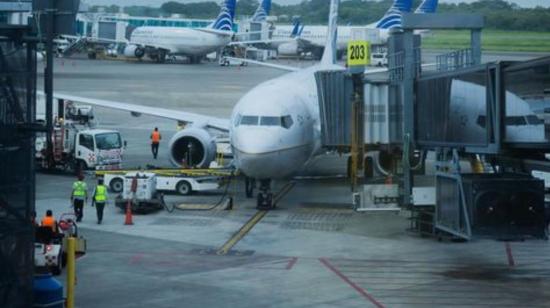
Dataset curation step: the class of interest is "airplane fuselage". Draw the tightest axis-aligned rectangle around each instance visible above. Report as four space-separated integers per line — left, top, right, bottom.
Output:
130 27 232 56
230 64 343 179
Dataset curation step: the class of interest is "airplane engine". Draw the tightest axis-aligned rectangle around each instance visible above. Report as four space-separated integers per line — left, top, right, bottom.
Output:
123 45 145 58
168 127 216 168
277 42 299 56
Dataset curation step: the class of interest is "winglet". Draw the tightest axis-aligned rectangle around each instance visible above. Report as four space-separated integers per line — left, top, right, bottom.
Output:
320 0 339 66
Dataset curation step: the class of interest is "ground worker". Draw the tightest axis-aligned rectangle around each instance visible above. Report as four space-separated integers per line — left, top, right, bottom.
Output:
41 209 58 233
71 174 88 222
92 178 108 224
151 127 161 159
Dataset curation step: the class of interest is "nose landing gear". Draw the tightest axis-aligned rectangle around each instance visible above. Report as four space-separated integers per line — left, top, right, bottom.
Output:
256 179 273 210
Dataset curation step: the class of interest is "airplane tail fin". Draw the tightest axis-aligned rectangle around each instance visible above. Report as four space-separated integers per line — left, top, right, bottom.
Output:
320 0 339 66
290 19 303 38
251 0 271 22
375 0 412 29
415 0 438 14
211 0 236 31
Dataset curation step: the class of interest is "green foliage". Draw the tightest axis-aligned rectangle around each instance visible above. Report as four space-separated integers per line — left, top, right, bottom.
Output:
92 0 550 32
423 30 550 52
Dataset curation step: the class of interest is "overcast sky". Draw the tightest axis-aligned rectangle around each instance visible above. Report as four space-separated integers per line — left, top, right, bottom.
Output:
83 0 550 8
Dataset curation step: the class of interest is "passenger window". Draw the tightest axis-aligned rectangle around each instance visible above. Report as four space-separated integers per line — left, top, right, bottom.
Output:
240 116 259 125
282 115 293 129
79 134 94 150
260 116 281 126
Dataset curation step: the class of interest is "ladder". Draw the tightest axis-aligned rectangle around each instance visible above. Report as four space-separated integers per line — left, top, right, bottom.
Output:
52 127 64 162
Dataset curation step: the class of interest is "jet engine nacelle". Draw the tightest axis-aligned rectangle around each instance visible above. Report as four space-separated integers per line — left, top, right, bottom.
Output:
123 45 145 58
168 127 216 168
277 42 299 56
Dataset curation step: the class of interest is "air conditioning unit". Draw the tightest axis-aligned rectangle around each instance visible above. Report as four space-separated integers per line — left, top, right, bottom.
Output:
353 184 400 212
436 173 546 240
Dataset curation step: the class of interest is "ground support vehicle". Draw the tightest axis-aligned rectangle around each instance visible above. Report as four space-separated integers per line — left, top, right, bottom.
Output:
34 213 86 275
36 95 125 172
98 168 233 196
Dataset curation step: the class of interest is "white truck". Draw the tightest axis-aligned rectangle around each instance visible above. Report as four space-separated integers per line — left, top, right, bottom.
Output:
36 95 125 172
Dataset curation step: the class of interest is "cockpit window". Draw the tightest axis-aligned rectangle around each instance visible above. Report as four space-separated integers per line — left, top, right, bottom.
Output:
240 116 259 125
282 115 293 129
260 116 281 126
234 114 242 127
505 116 527 126
527 115 543 125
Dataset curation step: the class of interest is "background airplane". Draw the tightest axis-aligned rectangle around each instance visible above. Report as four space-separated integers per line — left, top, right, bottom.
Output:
270 0 439 58
122 0 236 64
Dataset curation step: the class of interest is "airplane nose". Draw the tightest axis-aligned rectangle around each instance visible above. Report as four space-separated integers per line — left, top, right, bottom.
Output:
232 128 311 179
233 128 281 154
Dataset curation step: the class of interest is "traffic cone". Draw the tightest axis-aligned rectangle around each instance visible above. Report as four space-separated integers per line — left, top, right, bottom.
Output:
124 199 133 225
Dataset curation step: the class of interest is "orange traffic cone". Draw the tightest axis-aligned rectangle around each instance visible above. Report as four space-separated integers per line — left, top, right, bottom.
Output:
124 199 133 225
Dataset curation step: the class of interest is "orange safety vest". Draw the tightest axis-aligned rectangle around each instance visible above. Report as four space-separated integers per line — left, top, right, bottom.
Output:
41 216 56 232
151 131 161 143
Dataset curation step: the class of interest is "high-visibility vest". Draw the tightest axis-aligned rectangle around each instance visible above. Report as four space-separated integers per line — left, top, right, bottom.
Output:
41 216 56 232
151 131 161 143
73 181 87 197
95 185 107 202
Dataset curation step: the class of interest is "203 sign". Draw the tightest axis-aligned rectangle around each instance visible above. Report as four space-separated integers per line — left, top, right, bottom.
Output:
349 45 366 60
347 41 370 66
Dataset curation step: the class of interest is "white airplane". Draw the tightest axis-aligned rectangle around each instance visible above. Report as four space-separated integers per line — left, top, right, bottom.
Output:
121 0 236 64
445 79 546 144
50 0 345 209
270 0 439 58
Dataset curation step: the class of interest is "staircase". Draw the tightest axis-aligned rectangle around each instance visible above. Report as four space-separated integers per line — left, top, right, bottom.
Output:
62 37 88 57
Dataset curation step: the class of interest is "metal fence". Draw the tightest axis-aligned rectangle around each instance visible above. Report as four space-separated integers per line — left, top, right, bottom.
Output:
0 33 37 308
436 48 474 72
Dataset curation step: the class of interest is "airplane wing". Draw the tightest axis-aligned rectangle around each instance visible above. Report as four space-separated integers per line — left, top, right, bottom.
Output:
195 28 234 36
228 38 295 46
222 57 299 72
40 92 230 132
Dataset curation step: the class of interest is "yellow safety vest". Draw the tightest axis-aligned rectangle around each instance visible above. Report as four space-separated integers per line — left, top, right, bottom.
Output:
73 181 87 197
95 185 107 202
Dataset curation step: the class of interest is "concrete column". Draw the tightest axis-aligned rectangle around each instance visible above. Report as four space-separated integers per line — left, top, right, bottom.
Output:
471 29 482 65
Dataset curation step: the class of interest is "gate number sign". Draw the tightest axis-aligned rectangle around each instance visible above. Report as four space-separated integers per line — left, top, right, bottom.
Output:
347 41 370 66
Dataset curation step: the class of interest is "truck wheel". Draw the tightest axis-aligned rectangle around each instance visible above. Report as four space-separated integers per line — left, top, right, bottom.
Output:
110 178 124 193
176 180 192 195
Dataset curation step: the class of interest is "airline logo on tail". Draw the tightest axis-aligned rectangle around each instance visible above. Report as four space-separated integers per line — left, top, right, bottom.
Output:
212 0 237 31
290 19 304 38
375 0 412 29
251 0 271 22
415 0 439 14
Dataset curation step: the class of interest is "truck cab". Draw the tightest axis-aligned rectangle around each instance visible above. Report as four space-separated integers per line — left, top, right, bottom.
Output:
73 129 124 170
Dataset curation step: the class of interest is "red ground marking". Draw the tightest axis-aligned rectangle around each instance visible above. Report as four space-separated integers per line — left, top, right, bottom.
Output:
129 254 144 265
319 258 385 308
505 242 515 267
286 257 298 270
